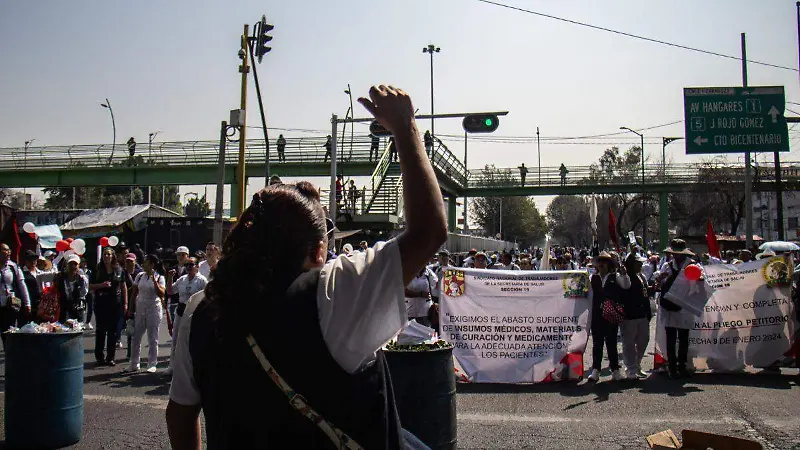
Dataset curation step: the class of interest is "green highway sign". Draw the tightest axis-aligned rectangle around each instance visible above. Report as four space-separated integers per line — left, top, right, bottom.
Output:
683 86 789 154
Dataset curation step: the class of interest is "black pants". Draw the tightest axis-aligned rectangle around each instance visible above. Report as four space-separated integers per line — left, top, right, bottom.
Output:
94 305 121 362
665 327 689 371
592 322 620 371
0 306 19 348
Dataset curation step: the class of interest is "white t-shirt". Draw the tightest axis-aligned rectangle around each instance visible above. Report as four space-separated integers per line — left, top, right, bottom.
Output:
405 268 436 318
169 239 406 407
134 272 166 303
198 261 214 280
170 274 208 304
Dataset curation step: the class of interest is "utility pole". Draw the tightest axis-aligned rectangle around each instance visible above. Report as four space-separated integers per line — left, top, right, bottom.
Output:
214 121 227 245
234 24 250 218
423 44 440 137
463 132 468 233
536 127 541 184
620 126 646 245
742 32 754 250
329 114 338 249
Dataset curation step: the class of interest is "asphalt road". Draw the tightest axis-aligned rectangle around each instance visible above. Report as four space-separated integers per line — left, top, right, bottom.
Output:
0 320 798 449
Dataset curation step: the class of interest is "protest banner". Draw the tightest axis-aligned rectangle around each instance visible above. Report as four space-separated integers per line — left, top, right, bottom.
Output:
439 268 591 383
655 257 798 371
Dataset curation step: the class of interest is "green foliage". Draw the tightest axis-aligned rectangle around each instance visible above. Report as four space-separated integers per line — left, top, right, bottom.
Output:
470 165 548 247
184 194 211 217
546 196 592 247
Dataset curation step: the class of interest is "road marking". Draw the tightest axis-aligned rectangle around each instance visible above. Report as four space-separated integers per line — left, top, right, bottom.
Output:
84 394 169 409
457 412 747 426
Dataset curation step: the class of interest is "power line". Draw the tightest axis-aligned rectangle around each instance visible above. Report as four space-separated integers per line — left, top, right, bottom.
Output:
476 0 798 72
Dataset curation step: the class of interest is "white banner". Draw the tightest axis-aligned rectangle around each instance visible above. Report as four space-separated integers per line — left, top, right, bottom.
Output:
439 268 592 384
655 257 798 371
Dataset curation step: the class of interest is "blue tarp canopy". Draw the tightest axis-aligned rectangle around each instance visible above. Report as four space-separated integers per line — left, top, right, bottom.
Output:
32 224 63 249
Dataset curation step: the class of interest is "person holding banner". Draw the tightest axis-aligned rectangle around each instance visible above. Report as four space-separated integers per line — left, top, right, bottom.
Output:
621 253 651 379
588 251 630 382
656 239 696 379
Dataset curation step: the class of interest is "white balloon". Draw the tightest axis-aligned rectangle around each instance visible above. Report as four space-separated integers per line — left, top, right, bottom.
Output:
70 239 86 251
108 236 119 247
72 242 86 255
22 222 35 234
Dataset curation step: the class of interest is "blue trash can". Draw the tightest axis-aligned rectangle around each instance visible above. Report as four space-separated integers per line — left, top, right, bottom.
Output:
5 331 84 448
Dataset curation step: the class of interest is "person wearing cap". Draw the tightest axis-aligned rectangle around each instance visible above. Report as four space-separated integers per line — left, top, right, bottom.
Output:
621 252 652 380
738 249 753 263
462 249 478 268
55 254 89 324
656 238 697 379
405 266 437 327
169 246 191 330
588 250 631 382
120 253 143 354
473 252 489 269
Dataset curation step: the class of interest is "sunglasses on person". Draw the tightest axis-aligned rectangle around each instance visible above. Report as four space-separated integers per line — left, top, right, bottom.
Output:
184 262 196 269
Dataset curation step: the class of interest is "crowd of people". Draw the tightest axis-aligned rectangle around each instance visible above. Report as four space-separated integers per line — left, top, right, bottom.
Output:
0 240 221 376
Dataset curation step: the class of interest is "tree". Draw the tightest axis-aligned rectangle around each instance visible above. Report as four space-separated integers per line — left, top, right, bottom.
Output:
470 165 547 247
184 195 211 217
546 195 592 246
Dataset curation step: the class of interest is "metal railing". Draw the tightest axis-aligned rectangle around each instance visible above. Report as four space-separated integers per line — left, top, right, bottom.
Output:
364 141 395 212
466 162 800 189
430 139 467 187
0 135 378 170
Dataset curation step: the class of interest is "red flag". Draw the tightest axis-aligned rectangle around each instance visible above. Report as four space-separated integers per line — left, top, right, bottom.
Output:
706 218 721 259
10 217 22 264
608 208 620 253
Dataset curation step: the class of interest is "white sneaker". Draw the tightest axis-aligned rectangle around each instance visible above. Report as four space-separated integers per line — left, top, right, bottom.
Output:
123 365 140 373
637 369 648 378
146 365 158 373
587 369 600 382
611 369 625 381
626 370 638 380
84 323 94 330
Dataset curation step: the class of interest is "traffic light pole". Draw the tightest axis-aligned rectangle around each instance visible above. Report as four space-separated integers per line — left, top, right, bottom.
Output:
330 114 338 248
335 111 509 125
234 24 250 218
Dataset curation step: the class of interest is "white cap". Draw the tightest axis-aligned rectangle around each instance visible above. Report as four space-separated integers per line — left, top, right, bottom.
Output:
175 246 190 255
66 254 81 265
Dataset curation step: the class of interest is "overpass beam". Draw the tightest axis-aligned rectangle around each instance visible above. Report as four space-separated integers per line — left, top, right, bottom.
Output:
659 191 668 249
447 196 457 232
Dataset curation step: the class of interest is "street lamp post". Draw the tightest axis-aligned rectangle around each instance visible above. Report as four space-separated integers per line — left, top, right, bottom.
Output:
100 99 116 165
344 84 354 160
662 137 683 181
422 44 441 137
620 126 646 245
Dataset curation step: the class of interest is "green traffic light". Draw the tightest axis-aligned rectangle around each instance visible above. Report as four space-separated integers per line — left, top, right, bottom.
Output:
484 118 493 127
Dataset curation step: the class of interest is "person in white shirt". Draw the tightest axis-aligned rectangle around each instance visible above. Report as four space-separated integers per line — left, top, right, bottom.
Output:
166 85 447 449
126 254 166 373
493 253 520 270
197 243 220 280
427 250 450 303
405 267 437 327
165 258 207 375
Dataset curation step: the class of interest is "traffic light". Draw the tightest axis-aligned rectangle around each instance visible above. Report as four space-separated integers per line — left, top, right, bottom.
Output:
462 114 500 133
254 15 274 63
369 121 392 137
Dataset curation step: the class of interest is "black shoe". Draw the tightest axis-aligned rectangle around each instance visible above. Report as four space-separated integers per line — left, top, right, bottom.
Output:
106 360 116 367
668 368 680 379
678 367 692 378
95 358 105 366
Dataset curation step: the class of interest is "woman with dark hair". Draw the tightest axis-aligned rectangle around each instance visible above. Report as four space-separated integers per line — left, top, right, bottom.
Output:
89 247 128 365
125 254 166 373
167 86 447 449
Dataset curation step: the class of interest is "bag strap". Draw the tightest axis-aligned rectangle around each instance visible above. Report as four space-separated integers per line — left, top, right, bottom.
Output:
245 334 364 450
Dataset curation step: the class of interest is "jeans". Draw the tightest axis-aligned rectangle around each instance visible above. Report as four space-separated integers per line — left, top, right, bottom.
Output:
591 323 620 371
85 295 94 324
0 306 19 349
665 327 690 371
621 318 650 374
94 305 120 362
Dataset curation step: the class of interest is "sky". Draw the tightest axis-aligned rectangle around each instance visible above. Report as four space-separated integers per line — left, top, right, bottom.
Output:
1 0 799 215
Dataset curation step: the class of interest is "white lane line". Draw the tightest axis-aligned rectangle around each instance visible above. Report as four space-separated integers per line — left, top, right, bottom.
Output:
84 394 169 409
457 412 747 426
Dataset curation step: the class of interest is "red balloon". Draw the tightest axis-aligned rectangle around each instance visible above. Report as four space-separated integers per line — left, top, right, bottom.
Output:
684 264 702 281
99 237 110 247
66 238 74 243
55 240 70 252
